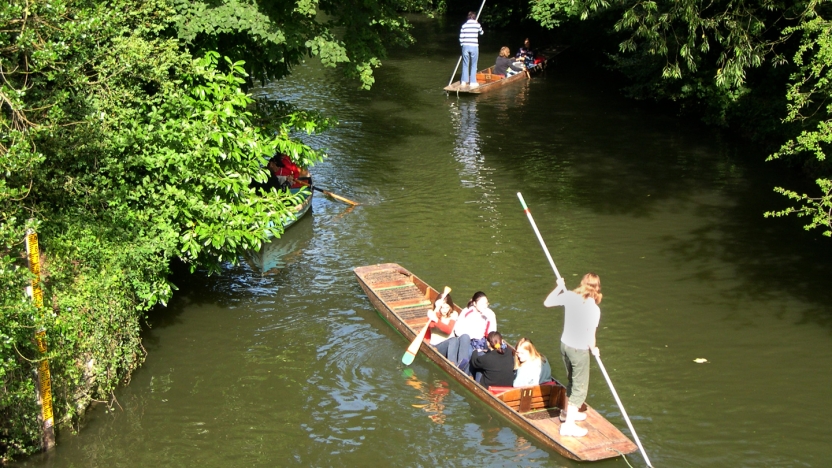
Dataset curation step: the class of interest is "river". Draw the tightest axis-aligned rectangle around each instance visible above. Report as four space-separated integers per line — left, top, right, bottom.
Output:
15 15 832 468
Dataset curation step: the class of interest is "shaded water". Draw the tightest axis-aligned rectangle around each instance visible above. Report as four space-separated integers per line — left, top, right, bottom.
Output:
17 16 832 468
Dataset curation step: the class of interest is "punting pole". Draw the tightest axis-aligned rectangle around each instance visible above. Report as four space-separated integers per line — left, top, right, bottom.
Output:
594 354 654 467
447 0 487 87
516 192 561 279
516 192 653 467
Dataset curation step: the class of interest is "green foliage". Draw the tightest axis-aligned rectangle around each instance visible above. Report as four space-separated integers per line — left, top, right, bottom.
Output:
765 179 832 237
766 16 832 234
1 0 373 458
0 257 41 461
528 0 832 235
173 0 430 89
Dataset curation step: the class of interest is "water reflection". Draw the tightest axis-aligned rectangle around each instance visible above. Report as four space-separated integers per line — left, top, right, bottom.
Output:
402 369 450 424
448 98 505 252
243 212 314 274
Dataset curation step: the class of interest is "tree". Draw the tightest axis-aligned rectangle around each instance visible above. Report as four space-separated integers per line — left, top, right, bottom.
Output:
173 0 430 88
2 0 423 457
528 0 832 235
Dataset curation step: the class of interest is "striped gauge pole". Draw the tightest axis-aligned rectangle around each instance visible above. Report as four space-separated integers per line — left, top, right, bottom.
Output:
26 229 56 451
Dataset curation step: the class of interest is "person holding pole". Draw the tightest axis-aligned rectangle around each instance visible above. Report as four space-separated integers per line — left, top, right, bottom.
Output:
459 11 484 89
544 273 602 437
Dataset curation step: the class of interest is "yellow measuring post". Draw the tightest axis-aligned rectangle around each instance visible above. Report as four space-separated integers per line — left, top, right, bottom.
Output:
25 230 56 451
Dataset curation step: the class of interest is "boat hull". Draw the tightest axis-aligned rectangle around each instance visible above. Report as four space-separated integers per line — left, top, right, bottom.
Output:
353 263 638 462
444 46 569 94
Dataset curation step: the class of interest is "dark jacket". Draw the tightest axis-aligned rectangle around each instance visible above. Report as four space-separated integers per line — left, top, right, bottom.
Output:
493 56 522 76
470 348 515 388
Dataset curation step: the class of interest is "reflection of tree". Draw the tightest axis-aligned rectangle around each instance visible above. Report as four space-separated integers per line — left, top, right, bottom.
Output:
404 373 450 424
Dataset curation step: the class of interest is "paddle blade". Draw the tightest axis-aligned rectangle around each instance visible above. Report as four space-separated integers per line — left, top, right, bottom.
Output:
402 351 416 366
325 191 360 206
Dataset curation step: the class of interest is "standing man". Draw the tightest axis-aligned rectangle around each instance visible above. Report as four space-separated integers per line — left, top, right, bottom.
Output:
459 11 484 89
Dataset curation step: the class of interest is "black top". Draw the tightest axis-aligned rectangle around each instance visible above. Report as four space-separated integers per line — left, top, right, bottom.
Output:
470 349 515 388
493 56 523 76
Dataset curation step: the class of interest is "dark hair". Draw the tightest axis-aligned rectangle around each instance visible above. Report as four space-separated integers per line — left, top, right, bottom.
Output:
467 291 487 308
467 11 476 20
487 331 504 354
268 155 285 167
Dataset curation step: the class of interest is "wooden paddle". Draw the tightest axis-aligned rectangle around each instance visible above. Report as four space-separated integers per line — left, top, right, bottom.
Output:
295 179 359 206
402 286 451 366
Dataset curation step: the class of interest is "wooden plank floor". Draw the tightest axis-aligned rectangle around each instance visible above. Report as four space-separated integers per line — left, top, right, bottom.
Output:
526 408 636 461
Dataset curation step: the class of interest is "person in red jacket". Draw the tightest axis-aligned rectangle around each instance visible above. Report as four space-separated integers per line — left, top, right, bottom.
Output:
267 154 305 188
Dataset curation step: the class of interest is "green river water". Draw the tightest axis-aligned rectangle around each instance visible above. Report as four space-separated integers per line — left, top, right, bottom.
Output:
15 15 832 468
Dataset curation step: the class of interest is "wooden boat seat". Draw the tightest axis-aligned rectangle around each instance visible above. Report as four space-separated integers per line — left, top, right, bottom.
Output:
476 68 503 83
494 383 568 414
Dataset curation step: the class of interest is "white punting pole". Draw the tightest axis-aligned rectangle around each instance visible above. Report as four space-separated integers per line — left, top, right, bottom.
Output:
517 191 654 467
447 0 487 87
516 192 562 279
594 354 654 467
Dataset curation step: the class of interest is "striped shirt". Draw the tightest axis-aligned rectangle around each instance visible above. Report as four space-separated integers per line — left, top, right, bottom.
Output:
459 19 483 46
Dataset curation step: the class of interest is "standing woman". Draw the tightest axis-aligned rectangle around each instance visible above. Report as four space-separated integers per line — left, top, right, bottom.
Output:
544 273 602 437
459 11 484 89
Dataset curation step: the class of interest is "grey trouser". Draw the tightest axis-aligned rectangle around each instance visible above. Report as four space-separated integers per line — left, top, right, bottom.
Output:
561 342 590 408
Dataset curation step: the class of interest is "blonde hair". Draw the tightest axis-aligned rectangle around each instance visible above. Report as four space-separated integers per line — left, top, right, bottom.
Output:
514 337 542 370
574 273 602 304
499 46 511 58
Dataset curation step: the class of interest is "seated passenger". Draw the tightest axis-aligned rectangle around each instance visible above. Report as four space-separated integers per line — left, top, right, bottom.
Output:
494 47 524 77
426 293 458 345
436 291 496 372
470 331 515 388
269 154 308 189
513 338 554 387
516 38 536 69
516 38 534 60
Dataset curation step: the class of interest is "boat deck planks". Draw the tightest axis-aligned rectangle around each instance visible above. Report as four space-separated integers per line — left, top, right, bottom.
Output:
354 263 637 462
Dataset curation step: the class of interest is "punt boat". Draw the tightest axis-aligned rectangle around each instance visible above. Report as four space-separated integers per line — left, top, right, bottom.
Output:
353 263 638 462
244 181 313 273
444 45 569 94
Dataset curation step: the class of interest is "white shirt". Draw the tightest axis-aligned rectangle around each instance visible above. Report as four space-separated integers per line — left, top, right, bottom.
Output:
452 306 497 338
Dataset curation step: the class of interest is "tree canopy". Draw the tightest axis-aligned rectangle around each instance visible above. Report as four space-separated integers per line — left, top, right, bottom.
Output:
530 0 832 236
1 0 421 460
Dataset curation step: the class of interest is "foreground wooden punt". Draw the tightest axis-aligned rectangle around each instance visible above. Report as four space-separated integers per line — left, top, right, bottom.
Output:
444 45 569 94
353 263 638 462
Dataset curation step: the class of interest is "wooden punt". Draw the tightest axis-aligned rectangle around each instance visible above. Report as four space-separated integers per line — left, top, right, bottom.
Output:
444 45 569 94
353 263 638 462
